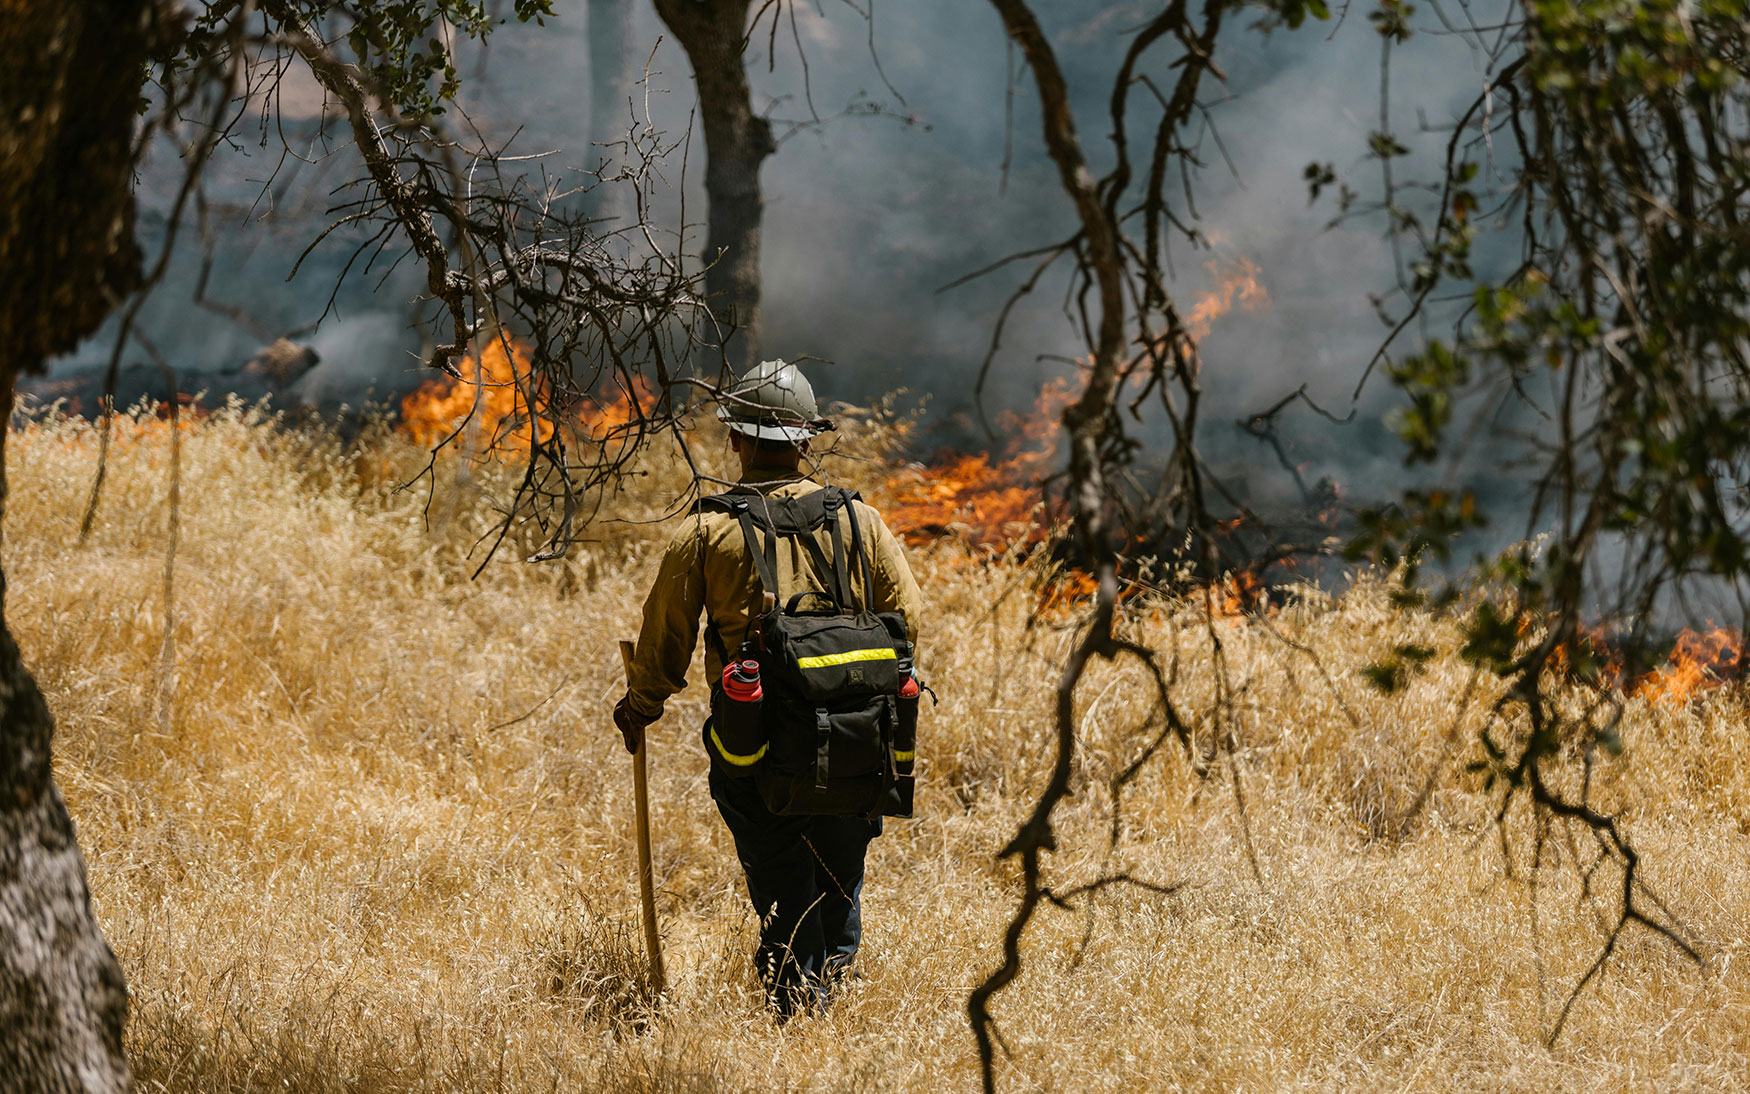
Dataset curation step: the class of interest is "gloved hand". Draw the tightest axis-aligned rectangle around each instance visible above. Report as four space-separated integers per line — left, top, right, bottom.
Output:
613 696 651 755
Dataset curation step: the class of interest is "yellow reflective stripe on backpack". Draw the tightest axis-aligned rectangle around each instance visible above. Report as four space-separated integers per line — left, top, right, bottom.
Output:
795 647 898 670
710 724 769 767
893 749 916 762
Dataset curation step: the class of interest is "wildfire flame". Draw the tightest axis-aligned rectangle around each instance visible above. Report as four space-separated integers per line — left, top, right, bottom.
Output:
398 337 653 455
577 374 656 443
1036 568 1100 615
884 248 1270 551
884 377 1077 548
1187 255 1268 341
1546 619 1744 707
1209 569 1267 619
400 338 544 452
1631 626 1743 706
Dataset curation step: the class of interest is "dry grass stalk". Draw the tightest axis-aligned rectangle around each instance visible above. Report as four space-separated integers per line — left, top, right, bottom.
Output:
8 404 1748 1091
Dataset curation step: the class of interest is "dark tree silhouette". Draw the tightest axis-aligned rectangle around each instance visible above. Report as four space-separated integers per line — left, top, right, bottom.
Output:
0 1 151 1089
651 0 775 366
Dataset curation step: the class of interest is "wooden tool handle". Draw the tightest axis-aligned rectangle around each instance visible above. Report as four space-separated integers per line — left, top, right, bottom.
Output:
618 640 665 997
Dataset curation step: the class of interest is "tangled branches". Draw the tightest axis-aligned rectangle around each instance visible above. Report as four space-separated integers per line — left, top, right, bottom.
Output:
966 0 1749 1085
270 1 724 560
119 2 723 563
1345 0 1747 1046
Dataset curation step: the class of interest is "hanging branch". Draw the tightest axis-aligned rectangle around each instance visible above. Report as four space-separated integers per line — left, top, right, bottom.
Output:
965 2 1235 1089
1343 0 1732 1038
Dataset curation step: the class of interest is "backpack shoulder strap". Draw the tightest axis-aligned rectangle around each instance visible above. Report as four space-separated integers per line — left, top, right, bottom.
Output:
694 487 867 613
692 492 781 641
689 492 746 517
834 488 877 606
733 498 783 602
819 488 859 610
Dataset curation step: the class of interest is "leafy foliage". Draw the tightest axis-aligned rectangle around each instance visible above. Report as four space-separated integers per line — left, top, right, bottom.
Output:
172 1 553 117
1342 0 1746 1033
1371 0 1750 671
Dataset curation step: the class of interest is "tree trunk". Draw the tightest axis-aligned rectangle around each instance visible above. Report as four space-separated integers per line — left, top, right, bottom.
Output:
651 0 774 368
588 0 637 154
0 380 131 1093
0 1 150 1090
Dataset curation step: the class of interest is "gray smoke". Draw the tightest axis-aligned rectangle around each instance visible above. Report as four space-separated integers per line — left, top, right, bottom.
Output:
45 1 1519 520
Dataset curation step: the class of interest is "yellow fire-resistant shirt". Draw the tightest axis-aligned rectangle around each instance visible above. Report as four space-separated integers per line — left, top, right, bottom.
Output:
624 468 925 727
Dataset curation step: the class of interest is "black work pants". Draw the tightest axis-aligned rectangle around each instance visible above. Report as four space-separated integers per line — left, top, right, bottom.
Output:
708 763 880 1017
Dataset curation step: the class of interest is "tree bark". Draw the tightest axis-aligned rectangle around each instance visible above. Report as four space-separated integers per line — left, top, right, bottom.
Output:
651 0 774 367
0 1 149 1089
0 380 131 1093
1 0 147 372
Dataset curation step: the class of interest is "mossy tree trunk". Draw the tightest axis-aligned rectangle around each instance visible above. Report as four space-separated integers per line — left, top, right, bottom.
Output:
0 1 153 1089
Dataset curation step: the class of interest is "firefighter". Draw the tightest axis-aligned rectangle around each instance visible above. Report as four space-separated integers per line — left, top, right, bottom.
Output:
613 359 924 1018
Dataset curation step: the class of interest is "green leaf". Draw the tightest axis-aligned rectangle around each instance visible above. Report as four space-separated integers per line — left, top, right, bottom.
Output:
1363 661 1408 693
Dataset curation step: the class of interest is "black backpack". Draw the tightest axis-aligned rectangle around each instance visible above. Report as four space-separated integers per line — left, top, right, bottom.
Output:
697 486 915 818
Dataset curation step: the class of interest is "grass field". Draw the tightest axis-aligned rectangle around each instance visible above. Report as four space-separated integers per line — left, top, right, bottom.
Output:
9 404 1750 1091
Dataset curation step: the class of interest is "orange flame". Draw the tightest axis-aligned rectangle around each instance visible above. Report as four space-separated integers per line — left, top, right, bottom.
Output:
884 250 1268 550
1632 627 1743 707
400 338 546 453
1205 569 1267 621
398 338 654 454
578 374 657 443
1187 255 1268 341
884 376 1078 548
1544 620 1743 707
1036 568 1100 615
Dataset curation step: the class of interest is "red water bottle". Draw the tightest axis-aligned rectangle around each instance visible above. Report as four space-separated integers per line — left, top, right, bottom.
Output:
723 659 762 702
712 659 767 775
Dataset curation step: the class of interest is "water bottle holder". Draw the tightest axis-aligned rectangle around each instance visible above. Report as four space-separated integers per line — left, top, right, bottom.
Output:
710 690 768 777
895 694 918 763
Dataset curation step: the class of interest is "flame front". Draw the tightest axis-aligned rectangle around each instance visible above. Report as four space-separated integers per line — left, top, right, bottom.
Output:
879 251 1274 624
398 338 654 455
1548 621 1744 707
1634 627 1743 706
884 377 1077 548
1210 569 1267 619
578 374 656 444
400 338 546 453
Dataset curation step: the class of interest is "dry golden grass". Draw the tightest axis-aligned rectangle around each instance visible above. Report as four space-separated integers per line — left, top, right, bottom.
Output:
9 404 1750 1092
